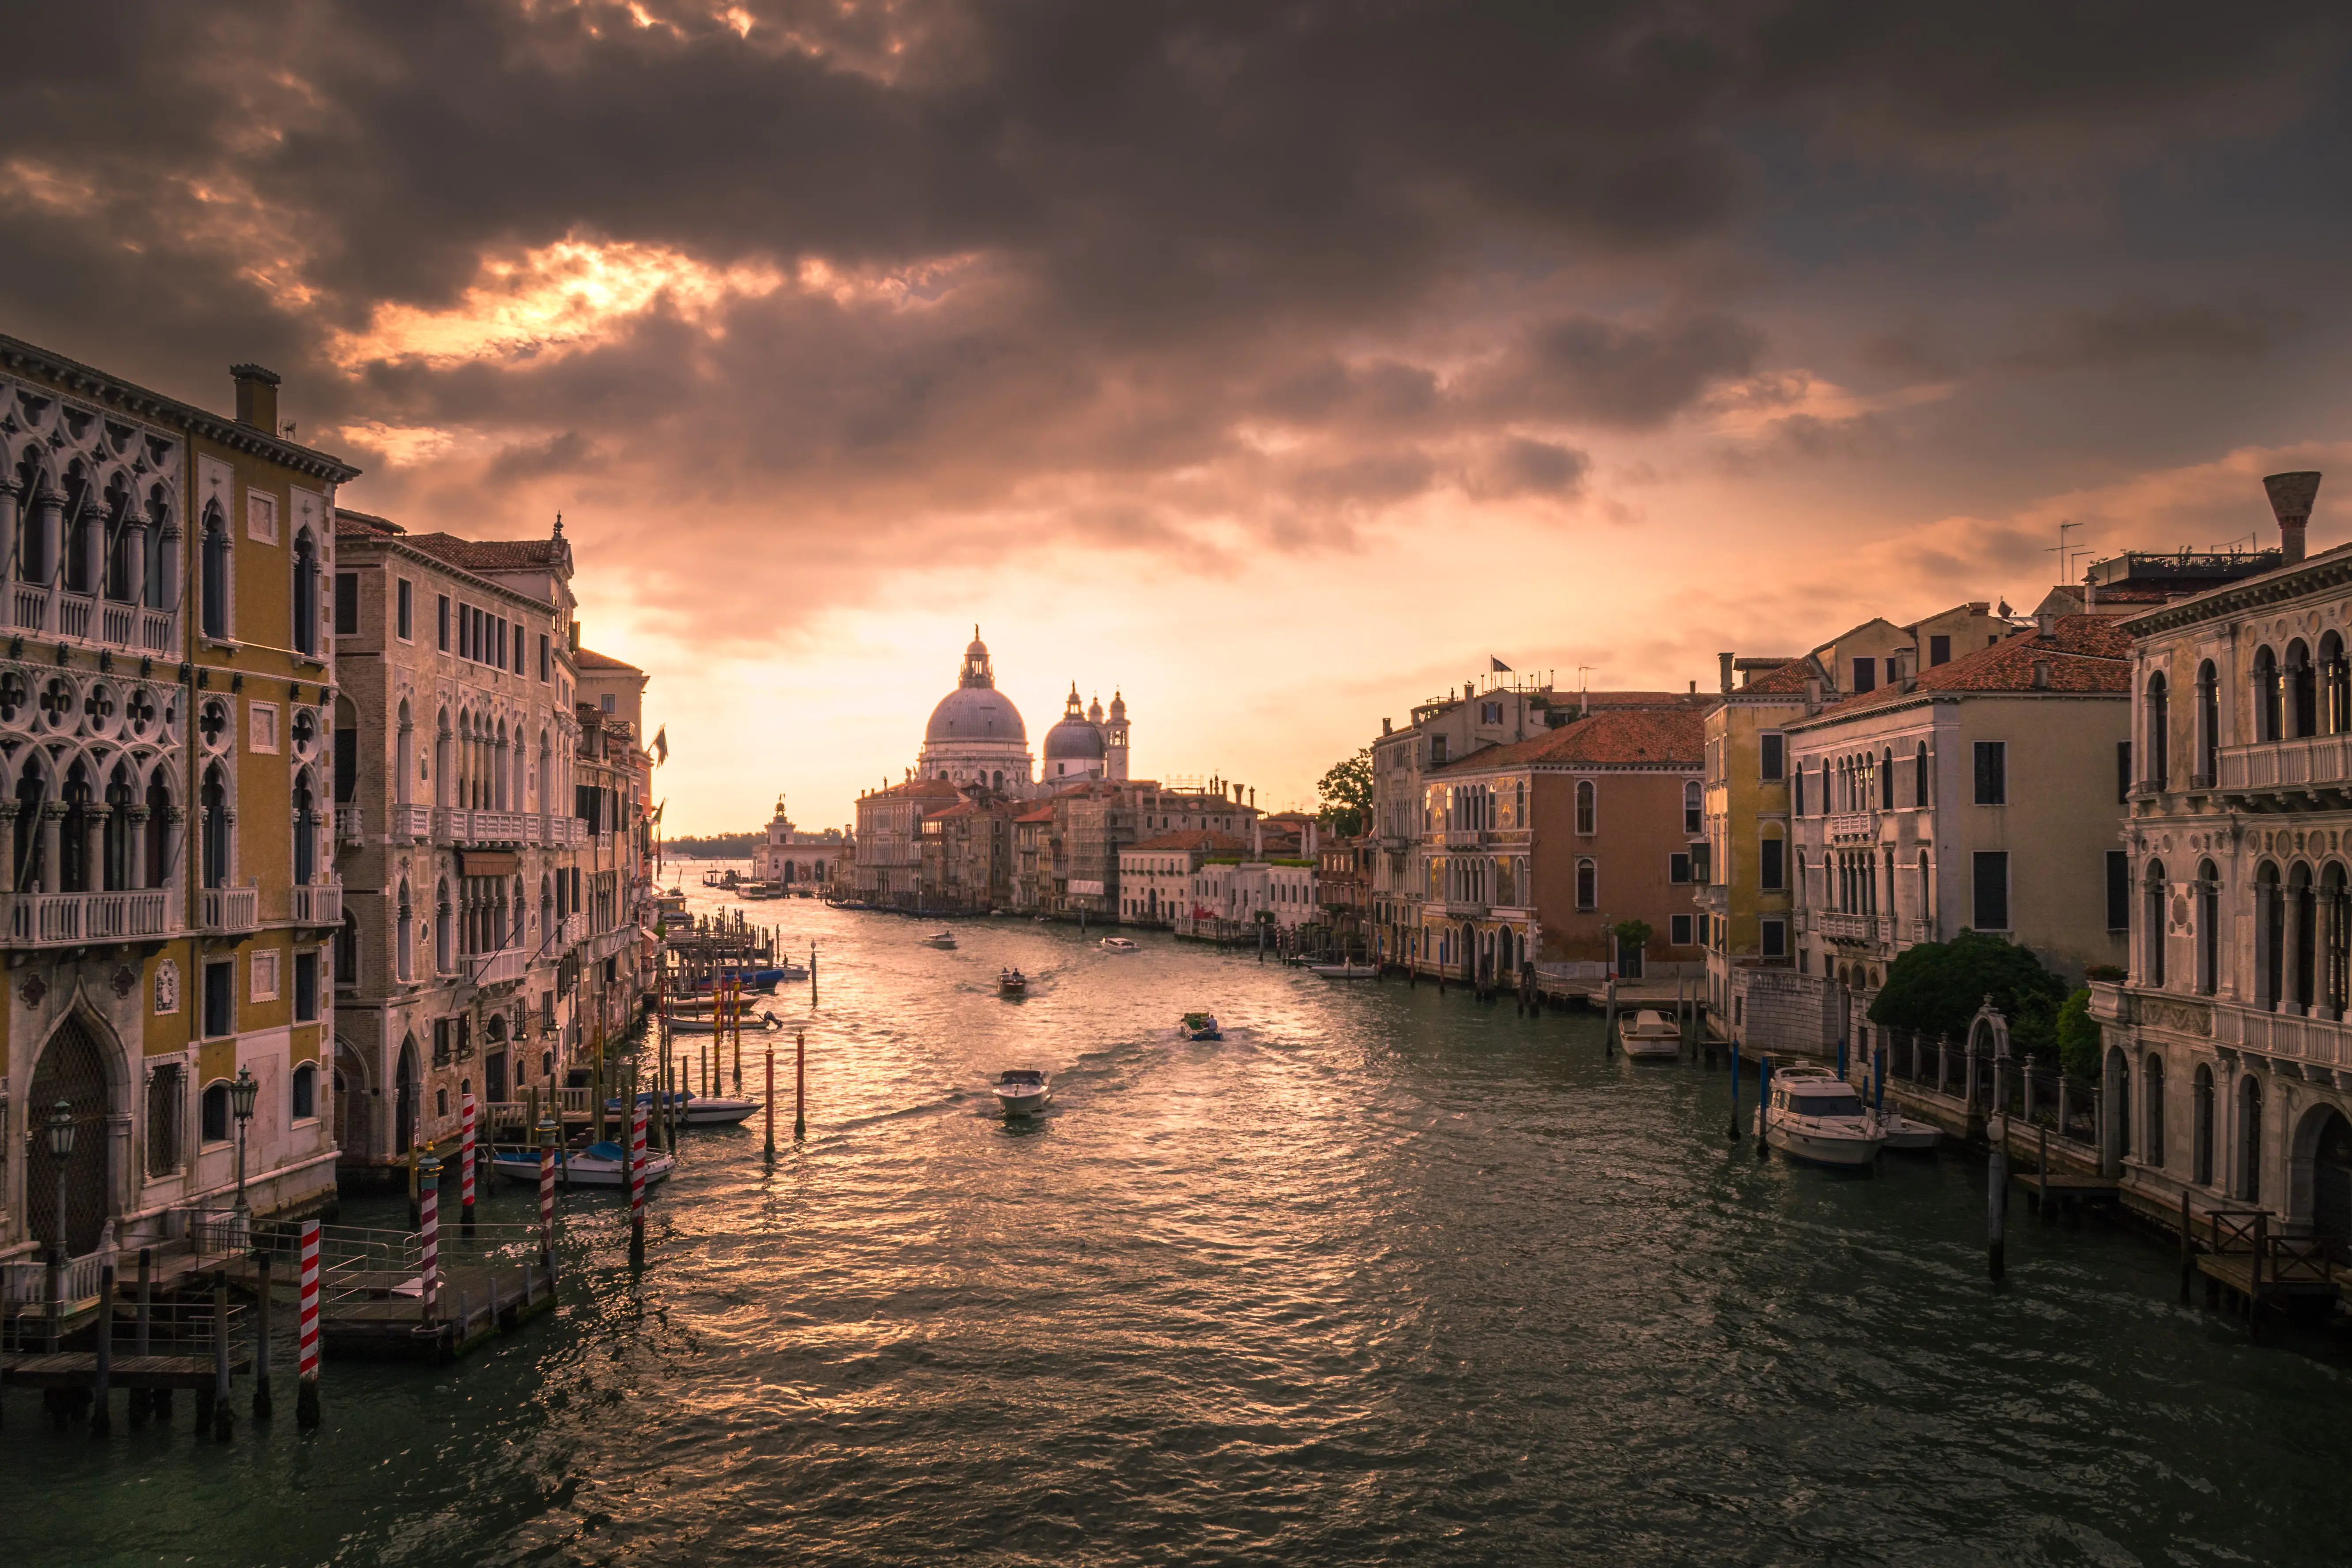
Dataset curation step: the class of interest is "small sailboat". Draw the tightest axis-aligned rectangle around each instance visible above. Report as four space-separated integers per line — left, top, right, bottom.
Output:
992 1069 1052 1116
491 1139 674 1188
1179 1011 1222 1042
924 930 958 949
999 967 1028 997
1306 960 1377 979
1618 1010 1682 1060
1099 936 1138 953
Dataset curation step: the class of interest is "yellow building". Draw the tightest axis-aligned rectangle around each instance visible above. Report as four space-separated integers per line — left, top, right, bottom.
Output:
2 338 360 1305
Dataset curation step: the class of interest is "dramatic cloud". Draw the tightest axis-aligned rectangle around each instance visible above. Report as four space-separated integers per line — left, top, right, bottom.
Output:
2 0 2348 827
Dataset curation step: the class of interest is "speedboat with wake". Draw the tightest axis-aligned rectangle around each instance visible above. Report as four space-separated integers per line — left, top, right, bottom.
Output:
1178 1011 1222 1042
1618 1010 1682 1059
1100 936 1137 953
992 1069 1052 1116
491 1139 675 1188
999 967 1028 998
1760 1066 1885 1167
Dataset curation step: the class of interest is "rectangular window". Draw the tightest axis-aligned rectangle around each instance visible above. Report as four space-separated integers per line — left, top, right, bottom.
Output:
334 572 360 635
1669 852 1691 884
250 948 281 1003
2116 741 2132 805
1761 918 1788 958
1760 733 1785 781
1973 851 2011 931
1430 735 1448 767
1973 741 2007 805
294 950 319 1022
2107 850 2130 932
514 621 526 674
397 578 414 640
1929 634 1951 666
1760 836 1786 891
600 692 616 714
203 959 235 1038
1852 657 1877 694
538 633 550 681
437 593 452 651
1691 841 1712 884
1671 913 1693 945
1794 768 1806 816
496 617 508 669
147 1063 184 1177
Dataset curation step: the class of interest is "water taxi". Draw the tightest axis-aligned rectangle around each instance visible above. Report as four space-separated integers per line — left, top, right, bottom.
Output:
993 1069 1052 1116
1761 1067 1885 1166
1179 1011 1222 1042
1100 936 1138 953
1618 1010 1682 1059
999 967 1028 997
924 930 958 949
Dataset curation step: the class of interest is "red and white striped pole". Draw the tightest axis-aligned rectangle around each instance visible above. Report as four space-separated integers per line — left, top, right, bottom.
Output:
627 1093 647 1267
538 1118 557 1269
459 1090 478 1235
419 1156 443 1324
296 1219 322 1429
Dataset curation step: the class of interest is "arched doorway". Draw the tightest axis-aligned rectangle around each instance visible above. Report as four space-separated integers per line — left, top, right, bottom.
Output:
26 1014 117 1256
335 1037 373 1162
394 1034 419 1154
2310 1109 2352 1258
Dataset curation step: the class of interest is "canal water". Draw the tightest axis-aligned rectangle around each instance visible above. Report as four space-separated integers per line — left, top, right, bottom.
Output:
10 869 2352 1566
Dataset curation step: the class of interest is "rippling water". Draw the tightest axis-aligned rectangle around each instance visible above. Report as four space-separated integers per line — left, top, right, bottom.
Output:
13 876 2352 1566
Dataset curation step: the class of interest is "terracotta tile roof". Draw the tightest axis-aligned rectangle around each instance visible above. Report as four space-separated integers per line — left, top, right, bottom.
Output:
1734 657 1819 696
869 778 965 801
334 507 403 537
402 531 568 573
575 647 642 673
1806 614 2129 721
1435 708 1704 772
1127 830 1252 854
1015 804 1058 823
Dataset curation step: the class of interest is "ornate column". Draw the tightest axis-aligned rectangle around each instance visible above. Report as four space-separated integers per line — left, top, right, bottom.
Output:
83 804 109 895
0 478 19 593
0 797 19 892
125 806 150 891
38 799 67 894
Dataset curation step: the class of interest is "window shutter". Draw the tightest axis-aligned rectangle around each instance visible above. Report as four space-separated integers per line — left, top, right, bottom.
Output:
333 572 359 635
1972 851 2010 930
2106 850 2130 930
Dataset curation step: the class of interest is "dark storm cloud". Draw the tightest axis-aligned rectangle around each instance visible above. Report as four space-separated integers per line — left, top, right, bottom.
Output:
1 0 2346 635
2003 296 2308 372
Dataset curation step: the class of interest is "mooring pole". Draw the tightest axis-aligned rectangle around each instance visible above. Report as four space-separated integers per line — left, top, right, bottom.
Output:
297 1220 322 1429
628 1095 648 1269
211 1271 234 1440
132 1246 154 1426
460 1090 478 1237
90 1261 114 1438
252 1248 274 1420
1988 1139 2009 1282
1757 1055 1772 1158
1728 1041 1742 1142
2179 1188 2195 1306
795 1028 807 1140
419 1155 443 1327
407 1138 422 1231
765 1049 777 1158
538 1118 558 1272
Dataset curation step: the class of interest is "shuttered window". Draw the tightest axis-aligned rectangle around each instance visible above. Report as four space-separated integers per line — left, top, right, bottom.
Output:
1973 741 2007 805
1973 851 2010 931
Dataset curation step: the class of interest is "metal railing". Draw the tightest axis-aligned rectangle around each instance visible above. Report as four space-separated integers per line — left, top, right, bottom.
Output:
471 944 528 986
2 887 177 945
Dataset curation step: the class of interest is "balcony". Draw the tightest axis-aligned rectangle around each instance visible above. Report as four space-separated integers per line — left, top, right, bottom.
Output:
1818 910 1893 944
391 803 433 844
201 887 260 933
7 583 177 655
335 805 363 844
2 888 177 946
1828 812 1879 840
470 945 528 988
1439 899 1490 918
561 912 587 947
2217 735 2352 802
286 881 343 926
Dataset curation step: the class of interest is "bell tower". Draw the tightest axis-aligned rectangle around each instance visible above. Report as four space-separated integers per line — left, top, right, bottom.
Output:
1106 690 1130 781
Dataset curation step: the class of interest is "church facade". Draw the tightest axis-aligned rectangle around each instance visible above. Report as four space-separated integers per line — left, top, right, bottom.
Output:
912 630 1129 797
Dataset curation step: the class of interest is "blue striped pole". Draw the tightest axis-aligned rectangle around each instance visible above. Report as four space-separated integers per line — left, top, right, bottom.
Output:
1727 1041 1742 1142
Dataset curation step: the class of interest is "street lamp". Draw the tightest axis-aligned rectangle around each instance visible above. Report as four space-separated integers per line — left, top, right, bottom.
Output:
230 1065 260 1215
45 1098 74 1353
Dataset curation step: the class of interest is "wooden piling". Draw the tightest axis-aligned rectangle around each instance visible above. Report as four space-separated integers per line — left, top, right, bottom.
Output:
130 1248 153 1427
211 1273 234 1440
2178 1188 2194 1306
89 1262 114 1437
252 1249 274 1419
1728 1042 1742 1142
765 1049 776 1158
297 1220 322 1430
1988 1142 2008 1282
795 1028 807 1140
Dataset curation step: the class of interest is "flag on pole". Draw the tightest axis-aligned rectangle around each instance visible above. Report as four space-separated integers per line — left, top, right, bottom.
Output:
1490 656 1512 672
650 725 670 765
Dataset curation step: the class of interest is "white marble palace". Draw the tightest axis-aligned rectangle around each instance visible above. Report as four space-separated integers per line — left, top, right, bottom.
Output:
915 630 1128 796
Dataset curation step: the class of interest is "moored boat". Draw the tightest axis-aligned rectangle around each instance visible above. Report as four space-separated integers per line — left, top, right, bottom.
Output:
992 1069 1052 1116
681 1094 761 1126
1876 1109 1942 1151
665 1008 782 1034
1306 961 1378 979
491 1139 675 1188
1179 1011 1222 1042
1761 1069 1886 1166
1618 1009 1682 1059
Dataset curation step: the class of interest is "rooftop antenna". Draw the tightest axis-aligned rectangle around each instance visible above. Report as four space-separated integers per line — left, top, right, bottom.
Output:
1577 665 1593 707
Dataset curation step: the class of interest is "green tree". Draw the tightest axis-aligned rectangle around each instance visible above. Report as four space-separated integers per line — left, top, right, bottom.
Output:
1866 930 2068 1055
2055 988 2101 1079
1317 747 1374 837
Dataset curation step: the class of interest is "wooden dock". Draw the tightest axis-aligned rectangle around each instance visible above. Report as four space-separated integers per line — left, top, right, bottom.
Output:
1 1350 252 1390
321 1258 558 1364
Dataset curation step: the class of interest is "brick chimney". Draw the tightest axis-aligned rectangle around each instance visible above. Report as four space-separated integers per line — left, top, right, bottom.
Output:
2265 470 2322 566
230 363 281 432
1718 651 1735 695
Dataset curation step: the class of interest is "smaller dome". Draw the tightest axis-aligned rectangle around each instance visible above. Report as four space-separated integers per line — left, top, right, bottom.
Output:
1045 715 1106 761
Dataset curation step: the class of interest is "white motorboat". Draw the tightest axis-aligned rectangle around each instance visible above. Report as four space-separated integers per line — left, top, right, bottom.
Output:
1761 1071 1886 1166
1618 1009 1682 1059
665 1008 781 1035
923 930 958 949
1876 1109 1941 1151
1307 961 1378 979
992 1069 1053 1116
1099 936 1138 952
682 1094 762 1126
491 1139 675 1188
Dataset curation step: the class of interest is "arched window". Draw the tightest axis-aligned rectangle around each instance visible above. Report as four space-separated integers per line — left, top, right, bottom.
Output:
200 761 231 889
2196 660 2220 783
291 528 319 656
102 470 138 603
2327 862 2351 1017
2288 639 2318 738
2292 862 2318 1011
2326 632 2352 735
2144 860 2167 988
2238 1075 2264 1201
396 879 414 981
1575 857 1596 910
2142 1054 2165 1170
103 760 135 891
1880 747 1895 809
1517 778 1527 825
2257 861 2283 1008
2254 646 2282 742
144 484 177 609
201 1080 232 1143
1914 742 1929 807
2197 860 2220 996
144 771 173 891
292 768 318 884
1682 780 1699 835
1918 849 1933 927
2192 1064 2215 1186
292 1061 318 1121
1575 781 1596 836
2145 672 2169 789
435 877 454 974
200 500 231 640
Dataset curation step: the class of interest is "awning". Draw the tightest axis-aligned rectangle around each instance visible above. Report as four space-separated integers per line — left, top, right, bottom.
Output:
457 850 522 876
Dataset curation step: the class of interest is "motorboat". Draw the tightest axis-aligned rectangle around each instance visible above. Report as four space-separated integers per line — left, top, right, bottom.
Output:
665 1008 782 1035
999 967 1028 998
992 1069 1053 1116
1307 961 1378 979
491 1139 674 1188
924 930 958 949
683 968 788 995
1618 1010 1682 1060
681 1094 761 1127
1179 1011 1223 1042
1100 936 1138 953
1760 1070 1886 1166
1876 1109 1942 1151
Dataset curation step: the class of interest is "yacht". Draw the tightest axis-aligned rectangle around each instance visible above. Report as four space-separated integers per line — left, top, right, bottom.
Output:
992 1069 1053 1117
1099 936 1138 953
1618 1010 1682 1059
1877 1108 1942 1151
1761 1067 1886 1166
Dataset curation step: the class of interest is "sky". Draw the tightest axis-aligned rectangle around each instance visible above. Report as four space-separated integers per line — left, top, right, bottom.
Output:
4 1 2350 834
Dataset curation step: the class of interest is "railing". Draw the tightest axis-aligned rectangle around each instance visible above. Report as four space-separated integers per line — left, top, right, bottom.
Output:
335 805 363 843
1829 812 1878 839
1 888 177 945
2218 735 2352 793
54 589 92 640
470 810 531 843
1818 910 1871 940
561 912 587 946
288 881 343 926
1903 918 1934 944
201 886 260 932
141 606 175 652
2217 998 2352 1070
11 581 49 632
3 584 177 654
471 945 528 987
392 802 432 842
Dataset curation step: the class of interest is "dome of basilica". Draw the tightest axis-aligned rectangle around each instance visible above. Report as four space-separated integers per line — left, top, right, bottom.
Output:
1044 684 1106 762
926 684 1026 744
